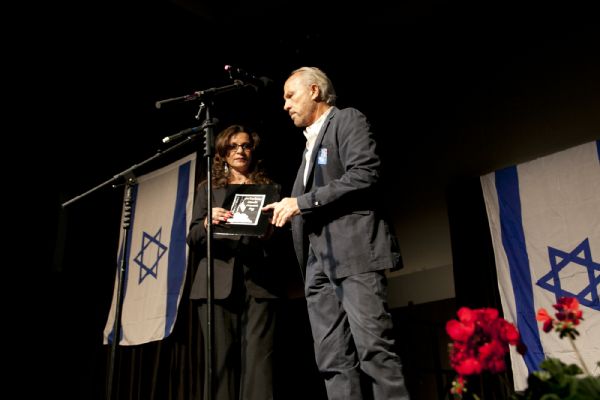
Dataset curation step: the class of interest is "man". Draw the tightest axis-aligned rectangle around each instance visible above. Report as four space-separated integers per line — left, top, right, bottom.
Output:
263 67 410 400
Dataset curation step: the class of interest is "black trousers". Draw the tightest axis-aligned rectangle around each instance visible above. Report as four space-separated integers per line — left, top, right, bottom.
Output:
197 287 278 400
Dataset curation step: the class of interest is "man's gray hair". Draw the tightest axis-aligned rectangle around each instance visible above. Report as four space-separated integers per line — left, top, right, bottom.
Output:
290 66 337 106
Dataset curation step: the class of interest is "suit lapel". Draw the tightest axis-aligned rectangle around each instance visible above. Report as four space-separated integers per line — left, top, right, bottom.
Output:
304 107 337 191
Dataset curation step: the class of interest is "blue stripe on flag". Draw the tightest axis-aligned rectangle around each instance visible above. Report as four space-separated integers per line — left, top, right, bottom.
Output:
164 161 192 337
495 167 544 373
107 184 139 344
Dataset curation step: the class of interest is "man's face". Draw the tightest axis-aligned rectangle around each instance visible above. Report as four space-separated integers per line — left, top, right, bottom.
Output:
283 73 318 128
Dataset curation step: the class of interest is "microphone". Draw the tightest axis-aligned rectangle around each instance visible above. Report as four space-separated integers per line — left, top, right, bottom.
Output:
224 65 273 89
162 125 204 144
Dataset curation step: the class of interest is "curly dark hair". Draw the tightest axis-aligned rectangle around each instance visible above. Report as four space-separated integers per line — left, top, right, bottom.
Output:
211 124 273 188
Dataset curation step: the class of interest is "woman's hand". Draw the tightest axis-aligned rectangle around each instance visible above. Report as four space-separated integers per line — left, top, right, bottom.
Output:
204 207 233 228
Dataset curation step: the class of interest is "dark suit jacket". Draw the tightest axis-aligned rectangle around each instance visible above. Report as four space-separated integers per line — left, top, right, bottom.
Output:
187 181 282 299
291 107 402 279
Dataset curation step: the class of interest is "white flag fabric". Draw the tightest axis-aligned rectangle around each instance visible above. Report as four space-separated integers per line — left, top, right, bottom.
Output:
481 140 600 390
104 153 196 345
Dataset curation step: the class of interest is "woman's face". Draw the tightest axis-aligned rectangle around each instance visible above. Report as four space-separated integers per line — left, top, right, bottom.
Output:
225 132 253 174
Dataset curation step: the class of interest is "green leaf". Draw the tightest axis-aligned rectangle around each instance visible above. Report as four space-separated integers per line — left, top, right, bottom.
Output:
511 357 600 400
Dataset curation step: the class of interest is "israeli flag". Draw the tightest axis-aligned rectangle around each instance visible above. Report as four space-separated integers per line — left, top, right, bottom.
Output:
481 140 600 390
104 153 196 345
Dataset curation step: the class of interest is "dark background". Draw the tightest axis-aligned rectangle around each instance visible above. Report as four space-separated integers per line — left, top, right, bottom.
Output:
27 0 599 202
14 0 599 398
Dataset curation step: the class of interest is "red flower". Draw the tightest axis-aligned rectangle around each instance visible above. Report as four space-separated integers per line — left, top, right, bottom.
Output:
478 307 499 323
537 296 584 340
536 308 554 332
454 357 482 376
446 306 525 399
446 319 475 342
554 297 583 325
536 296 592 376
478 340 506 373
450 375 467 399
457 306 477 323
498 319 521 345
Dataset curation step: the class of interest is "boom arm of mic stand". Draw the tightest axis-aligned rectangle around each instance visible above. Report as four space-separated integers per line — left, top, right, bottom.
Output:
155 80 248 109
61 132 202 208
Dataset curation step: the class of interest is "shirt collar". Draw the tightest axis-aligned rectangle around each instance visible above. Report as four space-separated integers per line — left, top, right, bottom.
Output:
303 107 332 147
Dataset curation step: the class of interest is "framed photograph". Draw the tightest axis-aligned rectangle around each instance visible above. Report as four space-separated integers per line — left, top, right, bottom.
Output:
214 184 280 237
227 193 265 225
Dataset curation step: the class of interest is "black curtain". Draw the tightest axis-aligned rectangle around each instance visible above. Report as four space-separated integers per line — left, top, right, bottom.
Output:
447 176 501 309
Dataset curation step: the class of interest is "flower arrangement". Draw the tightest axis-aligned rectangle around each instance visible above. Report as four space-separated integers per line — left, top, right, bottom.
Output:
445 306 525 399
446 298 600 399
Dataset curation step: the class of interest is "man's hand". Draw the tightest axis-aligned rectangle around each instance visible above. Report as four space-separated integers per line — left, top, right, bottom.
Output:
262 197 299 227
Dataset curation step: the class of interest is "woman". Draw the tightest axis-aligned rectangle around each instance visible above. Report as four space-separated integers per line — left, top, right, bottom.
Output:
187 124 282 400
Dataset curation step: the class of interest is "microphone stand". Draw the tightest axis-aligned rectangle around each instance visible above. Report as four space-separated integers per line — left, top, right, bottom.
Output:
61 131 203 400
61 131 204 208
107 180 133 400
155 78 257 400
201 103 217 400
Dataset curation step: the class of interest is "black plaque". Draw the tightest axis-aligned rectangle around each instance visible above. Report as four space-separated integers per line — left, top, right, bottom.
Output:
213 184 280 237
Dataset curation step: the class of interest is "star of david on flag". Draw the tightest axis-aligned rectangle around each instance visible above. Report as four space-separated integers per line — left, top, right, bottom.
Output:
104 153 196 346
481 140 599 391
537 238 600 311
134 228 168 283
